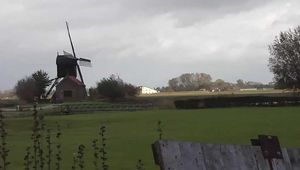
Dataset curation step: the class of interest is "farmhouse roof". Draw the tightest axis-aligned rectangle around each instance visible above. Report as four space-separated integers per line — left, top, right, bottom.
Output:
56 76 84 87
66 76 84 86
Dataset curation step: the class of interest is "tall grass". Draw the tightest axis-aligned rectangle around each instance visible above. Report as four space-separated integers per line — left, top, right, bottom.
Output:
0 110 10 169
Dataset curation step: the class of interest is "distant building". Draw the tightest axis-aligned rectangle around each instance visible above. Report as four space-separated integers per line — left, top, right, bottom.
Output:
139 86 159 94
211 88 221 92
262 88 274 90
53 76 87 102
0 90 17 100
240 88 258 91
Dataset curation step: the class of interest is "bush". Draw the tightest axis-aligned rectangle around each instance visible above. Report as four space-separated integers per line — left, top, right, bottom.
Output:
88 87 98 100
14 70 50 102
96 75 138 101
15 77 37 103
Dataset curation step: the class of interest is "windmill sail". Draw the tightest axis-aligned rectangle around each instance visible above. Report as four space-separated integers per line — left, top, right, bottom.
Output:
62 51 92 67
79 58 92 67
66 21 85 84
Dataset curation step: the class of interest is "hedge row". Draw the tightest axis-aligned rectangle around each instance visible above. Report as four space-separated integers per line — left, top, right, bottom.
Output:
0 100 19 108
53 102 154 113
174 96 300 109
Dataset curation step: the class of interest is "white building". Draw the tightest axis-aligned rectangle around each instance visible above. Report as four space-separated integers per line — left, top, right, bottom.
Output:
240 88 258 91
139 86 159 94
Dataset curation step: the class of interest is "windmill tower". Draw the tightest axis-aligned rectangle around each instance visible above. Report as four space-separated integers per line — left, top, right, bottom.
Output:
45 22 92 102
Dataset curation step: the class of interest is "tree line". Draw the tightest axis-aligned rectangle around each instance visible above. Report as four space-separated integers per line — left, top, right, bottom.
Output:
158 25 300 92
14 72 138 102
155 73 273 92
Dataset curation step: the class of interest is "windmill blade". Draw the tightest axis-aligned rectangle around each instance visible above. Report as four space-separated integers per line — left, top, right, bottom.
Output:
66 22 77 59
79 58 92 67
65 21 85 84
44 78 60 99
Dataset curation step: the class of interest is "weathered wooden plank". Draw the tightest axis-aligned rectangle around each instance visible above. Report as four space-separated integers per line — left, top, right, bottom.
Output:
252 146 270 170
270 148 292 170
178 142 206 170
158 140 182 170
200 143 267 170
286 148 300 170
153 140 300 170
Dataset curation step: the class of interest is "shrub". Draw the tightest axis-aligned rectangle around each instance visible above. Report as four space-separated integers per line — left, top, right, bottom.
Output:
15 70 50 102
15 77 37 103
96 75 138 101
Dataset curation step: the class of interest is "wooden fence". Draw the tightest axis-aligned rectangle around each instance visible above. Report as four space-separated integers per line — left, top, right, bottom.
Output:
152 137 300 170
0 103 154 117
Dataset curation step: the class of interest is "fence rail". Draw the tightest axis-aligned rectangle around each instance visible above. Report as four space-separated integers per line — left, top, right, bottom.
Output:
0 102 154 117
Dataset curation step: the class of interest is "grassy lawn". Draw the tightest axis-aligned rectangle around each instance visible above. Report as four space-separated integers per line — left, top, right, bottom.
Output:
4 107 300 169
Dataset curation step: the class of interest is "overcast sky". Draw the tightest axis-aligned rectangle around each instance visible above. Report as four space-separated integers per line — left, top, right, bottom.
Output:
1 0 300 90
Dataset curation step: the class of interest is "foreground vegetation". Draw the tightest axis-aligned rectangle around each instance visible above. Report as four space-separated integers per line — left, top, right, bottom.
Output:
3 107 300 169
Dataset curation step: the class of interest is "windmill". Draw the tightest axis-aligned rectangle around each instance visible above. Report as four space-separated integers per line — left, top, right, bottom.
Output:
44 22 92 102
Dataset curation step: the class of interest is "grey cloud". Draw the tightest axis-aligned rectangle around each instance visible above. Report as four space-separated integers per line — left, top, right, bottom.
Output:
0 0 299 90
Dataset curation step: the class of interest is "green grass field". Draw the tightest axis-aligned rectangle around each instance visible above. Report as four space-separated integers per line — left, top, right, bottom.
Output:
4 107 300 169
